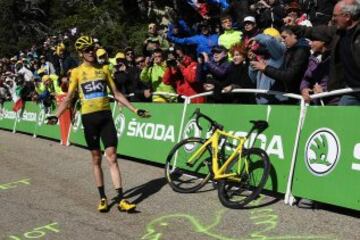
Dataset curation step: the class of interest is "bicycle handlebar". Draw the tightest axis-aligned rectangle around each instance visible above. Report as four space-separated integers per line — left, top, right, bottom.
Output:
192 108 269 136
192 108 224 132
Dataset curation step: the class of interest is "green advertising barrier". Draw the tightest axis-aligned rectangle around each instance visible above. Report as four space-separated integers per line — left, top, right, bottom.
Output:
182 104 300 193
114 103 184 164
14 102 60 141
292 106 360 211
68 108 86 146
12 102 38 134
33 104 61 140
0 102 17 131
2 100 359 210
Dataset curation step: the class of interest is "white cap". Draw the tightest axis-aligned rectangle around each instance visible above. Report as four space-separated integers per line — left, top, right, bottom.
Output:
243 16 256 23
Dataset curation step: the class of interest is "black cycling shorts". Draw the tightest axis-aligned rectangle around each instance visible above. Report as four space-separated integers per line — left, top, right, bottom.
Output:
81 110 118 150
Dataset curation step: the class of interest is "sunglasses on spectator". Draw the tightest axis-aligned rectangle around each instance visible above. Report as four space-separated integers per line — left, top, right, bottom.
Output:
83 46 95 53
126 52 134 56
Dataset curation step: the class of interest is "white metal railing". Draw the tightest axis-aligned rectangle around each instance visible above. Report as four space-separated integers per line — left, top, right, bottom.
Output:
187 88 304 102
310 87 360 101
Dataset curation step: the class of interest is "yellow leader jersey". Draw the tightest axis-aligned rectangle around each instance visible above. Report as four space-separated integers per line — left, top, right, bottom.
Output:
68 63 116 115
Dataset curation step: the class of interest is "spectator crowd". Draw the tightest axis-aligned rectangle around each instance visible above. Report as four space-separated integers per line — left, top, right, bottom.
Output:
0 0 359 112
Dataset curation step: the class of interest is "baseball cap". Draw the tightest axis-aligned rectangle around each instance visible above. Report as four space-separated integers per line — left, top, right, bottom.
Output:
96 48 107 57
42 75 51 83
263 27 281 38
243 16 256 24
115 52 125 60
211 45 227 53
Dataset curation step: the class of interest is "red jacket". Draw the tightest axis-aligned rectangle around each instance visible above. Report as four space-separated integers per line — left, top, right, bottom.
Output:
163 56 205 103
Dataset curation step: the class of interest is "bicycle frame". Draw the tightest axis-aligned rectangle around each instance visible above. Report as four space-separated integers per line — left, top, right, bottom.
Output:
187 128 248 181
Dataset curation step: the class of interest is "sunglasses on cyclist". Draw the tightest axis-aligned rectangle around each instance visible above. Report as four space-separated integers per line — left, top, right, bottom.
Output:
83 46 95 53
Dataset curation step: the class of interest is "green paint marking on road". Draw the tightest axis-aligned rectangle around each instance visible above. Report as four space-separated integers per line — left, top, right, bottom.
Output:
0 178 31 191
141 195 336 240
7 222 59 239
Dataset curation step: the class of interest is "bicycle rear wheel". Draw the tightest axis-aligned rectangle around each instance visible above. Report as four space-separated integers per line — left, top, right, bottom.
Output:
165 138 212 193
217 147 270 209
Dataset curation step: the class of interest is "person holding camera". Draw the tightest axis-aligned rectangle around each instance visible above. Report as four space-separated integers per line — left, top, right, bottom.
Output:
140 48 177 102
163 46 205 103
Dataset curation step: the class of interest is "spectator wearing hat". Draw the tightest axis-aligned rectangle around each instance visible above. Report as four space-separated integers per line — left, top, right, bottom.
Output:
300 34 335 104
39 55 56 75
140 48 177 102
112 52 128 91
53 43 78 77
33 74 62 113
263 27 281 41
96 48 110 66
197 45 231 102
218 14 243 50
291 0 360 105
283 1 313 27
242 16 260 47
112 50 149 102
167 20 219 56
143 23 169 57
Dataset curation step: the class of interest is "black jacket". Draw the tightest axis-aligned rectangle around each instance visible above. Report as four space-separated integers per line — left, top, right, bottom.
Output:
114 66 151 102
225 62 255 103
264 39 310 94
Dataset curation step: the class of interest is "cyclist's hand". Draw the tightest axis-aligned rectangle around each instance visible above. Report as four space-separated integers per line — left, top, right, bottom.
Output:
46 115 58 125
136 109 151 118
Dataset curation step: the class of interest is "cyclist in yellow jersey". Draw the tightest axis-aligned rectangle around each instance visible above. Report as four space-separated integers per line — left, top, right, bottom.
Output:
47 36 150 213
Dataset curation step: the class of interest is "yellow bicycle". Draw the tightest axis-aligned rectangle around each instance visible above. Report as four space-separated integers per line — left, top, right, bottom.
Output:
165 109 270 208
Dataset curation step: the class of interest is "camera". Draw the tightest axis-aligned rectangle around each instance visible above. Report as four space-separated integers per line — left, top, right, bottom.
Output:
166 59 177 67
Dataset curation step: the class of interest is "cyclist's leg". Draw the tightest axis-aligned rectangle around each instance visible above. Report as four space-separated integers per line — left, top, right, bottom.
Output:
90 149 104 190
82 112 109 211
100 112 135 211
99 112 122 191
104 146 122 191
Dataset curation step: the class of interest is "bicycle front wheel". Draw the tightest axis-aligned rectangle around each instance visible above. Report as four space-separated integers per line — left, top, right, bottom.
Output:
165 138 212 193
217 147 270 209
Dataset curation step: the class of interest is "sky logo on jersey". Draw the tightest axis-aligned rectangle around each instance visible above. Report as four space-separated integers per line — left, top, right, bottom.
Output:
81 80 107 99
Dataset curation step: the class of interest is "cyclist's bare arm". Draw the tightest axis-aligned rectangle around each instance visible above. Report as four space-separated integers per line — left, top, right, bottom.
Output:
55 89 76 118
109 84 137 114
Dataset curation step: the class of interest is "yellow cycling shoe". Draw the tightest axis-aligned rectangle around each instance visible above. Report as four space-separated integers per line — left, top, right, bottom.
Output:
118 199 136 212
97 198 108 212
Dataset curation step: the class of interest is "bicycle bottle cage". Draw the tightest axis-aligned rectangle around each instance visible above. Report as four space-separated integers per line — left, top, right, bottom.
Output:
249 120 268 134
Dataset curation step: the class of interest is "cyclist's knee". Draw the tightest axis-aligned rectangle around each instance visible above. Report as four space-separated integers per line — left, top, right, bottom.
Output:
91 150 102 166
105 147 117 160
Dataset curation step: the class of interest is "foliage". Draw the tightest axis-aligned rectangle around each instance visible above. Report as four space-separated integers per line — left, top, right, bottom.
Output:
0 0 152 57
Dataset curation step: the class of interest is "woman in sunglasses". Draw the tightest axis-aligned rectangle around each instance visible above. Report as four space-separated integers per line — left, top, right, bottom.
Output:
47 36 150 213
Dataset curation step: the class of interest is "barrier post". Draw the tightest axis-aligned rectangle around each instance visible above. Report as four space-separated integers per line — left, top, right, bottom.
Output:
56 95 71 145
